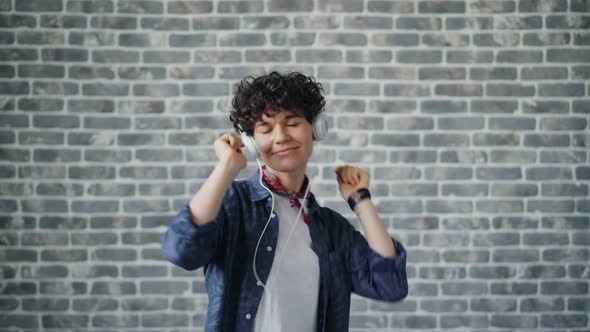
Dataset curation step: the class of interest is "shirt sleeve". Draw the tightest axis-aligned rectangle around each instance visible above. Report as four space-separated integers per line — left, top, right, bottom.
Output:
331 211 409 302
161 186 232 271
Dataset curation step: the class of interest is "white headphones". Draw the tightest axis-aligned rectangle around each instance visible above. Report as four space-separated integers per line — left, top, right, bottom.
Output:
238 112 328 160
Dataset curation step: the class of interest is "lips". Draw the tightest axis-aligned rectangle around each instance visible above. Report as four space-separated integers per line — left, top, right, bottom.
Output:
273 147 299 155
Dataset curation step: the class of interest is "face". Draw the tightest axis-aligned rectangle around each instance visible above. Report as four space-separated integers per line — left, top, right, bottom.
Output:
252 108 314 174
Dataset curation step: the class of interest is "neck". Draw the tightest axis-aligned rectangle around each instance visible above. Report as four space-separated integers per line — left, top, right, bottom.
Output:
265 166 307 193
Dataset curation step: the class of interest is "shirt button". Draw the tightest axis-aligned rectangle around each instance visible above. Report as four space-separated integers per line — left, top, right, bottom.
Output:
245 313 252 320
266 246 272 252
256 281 263 286
271 213 276 218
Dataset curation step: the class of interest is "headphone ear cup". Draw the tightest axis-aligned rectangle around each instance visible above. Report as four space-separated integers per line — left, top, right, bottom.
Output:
240 131 262 160
312 113 328 142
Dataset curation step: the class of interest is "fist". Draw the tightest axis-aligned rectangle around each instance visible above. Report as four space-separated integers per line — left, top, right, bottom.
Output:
214 132 247 176
335 165 370 201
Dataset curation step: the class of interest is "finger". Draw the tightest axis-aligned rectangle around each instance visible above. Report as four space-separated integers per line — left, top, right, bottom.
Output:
230 135 241 151
351 169 359 185
344 167 353 181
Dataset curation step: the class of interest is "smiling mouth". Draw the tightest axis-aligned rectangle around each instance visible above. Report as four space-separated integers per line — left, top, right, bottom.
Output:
273 147 299 155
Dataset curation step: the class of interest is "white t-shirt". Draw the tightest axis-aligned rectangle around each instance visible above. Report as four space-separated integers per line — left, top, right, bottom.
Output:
254 194 320 332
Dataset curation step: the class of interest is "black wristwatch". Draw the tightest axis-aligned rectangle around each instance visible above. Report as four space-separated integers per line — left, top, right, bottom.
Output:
347 188 371 211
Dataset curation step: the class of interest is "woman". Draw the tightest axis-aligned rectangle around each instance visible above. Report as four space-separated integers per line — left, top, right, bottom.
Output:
162 72 408 332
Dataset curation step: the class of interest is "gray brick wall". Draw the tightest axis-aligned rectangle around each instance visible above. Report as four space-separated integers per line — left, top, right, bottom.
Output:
1 0 589 331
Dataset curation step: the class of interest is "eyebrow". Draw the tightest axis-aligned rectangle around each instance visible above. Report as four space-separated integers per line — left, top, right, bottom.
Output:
255 114 301 127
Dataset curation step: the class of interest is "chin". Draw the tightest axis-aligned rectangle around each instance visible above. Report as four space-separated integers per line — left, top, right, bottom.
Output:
265 157 308 173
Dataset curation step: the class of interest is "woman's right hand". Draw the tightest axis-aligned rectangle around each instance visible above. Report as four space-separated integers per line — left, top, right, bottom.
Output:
214 132 247 176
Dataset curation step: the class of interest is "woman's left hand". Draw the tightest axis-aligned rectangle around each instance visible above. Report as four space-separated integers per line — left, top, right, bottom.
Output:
335 165 370 200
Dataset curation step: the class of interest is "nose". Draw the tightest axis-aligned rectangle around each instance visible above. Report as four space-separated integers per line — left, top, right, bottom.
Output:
272 124 290 143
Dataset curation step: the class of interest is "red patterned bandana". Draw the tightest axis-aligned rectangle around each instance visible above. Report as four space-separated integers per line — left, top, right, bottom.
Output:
260 165 311 225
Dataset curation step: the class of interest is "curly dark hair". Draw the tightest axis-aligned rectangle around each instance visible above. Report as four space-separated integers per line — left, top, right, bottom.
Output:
229 71 325 137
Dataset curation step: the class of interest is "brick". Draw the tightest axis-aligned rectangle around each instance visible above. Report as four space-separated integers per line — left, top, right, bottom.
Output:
91 16 137 29
467 0 514 12
19 97 63 111
141 17 189 30
397 17 442 30
82 83 129 96
319 32 367 46
447 16 493 30
368 1 414 13
521 297 565 311
243 16 289 29
0 82 29 95
495 16 542 29
473 32 519 47
69 31 116 46
40 14 87 28
218 1 263 13
450 49 492 63
169 33 215 47
541 314 588 328
17 31 65 45
219 33 265 47
471 298 516 312
524 32 570 46
16 0 62 11
397 50 442 63
41 249 87 262
294 15 339 29
193 50 242 64
73 298 118 312
491 281 538 295
19 165 66 179
0 314 39 328
23 298 69 311
546 15 590 29
543 248 589 262
87 181 134 195
344 16 392 29
317 0 361 12
93 247 137 262
520 67 568 80
142 313 189 327
419 1 465 13
496 50 543 63
539 83 585 97
385 84 430 97
471 67 516 80
32 81 78 95
334 83 379 96
345 50 396 63
0 31 14 44
271 32 315 46
0 14 35 28
41 48 88 62
491 315 537 328
144 50 190 63
117 0 163 13
67 0 113 13
120 66 167 80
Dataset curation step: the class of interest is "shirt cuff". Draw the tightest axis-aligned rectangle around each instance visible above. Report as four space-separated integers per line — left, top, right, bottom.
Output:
365 237 407 273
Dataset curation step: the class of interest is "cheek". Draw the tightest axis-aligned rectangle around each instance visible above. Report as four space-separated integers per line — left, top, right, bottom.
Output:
255 137 273 154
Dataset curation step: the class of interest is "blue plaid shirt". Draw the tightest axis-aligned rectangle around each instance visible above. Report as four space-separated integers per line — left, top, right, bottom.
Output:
162 170 408 331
